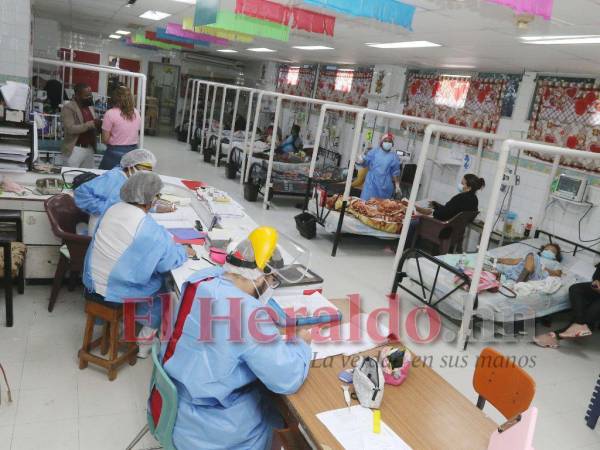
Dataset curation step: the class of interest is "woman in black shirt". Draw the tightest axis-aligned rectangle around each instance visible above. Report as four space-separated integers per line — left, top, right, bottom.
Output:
415 173 485 219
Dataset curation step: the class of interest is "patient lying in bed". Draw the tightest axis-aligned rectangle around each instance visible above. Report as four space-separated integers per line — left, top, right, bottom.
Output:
496 243 563 282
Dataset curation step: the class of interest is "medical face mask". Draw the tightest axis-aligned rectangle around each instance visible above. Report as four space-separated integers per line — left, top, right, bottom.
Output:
81 97 94 107
252 278 275 305
382 142 393 151
541 250 556 261
458 182 465 193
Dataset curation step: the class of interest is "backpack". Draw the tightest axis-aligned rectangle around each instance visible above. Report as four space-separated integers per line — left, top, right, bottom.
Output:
352 356 384 409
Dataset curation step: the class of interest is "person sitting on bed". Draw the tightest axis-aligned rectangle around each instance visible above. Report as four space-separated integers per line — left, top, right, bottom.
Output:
534 262 600 348
276 124 303 154
496 243 563 283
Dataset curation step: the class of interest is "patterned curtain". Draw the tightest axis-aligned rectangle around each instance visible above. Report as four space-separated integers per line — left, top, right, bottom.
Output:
404 73 507 146
277 65 317 98
527 79 600 173
315 67 373 107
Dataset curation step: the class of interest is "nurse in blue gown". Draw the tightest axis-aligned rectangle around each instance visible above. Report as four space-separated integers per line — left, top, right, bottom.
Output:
358 133 402 201
155 229 312 450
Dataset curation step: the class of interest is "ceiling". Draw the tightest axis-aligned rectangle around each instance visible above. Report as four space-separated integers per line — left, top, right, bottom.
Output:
32 0 600 74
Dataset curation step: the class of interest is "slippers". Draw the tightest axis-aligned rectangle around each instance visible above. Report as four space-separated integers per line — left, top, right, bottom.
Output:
558 330 592 339
533 332 559 349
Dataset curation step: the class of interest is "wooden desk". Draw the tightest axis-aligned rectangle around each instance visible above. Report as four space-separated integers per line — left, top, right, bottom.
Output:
281 298 497 450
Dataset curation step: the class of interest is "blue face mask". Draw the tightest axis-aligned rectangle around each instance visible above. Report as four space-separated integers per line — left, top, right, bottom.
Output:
541 249 556 260
458 182 465 193
382 142 393 151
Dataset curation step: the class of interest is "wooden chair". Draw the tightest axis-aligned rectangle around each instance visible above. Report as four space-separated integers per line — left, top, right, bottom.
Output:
414 210 479 255
473 347 536 420
44 194 91 312
78 291 138 381
271 428 311 450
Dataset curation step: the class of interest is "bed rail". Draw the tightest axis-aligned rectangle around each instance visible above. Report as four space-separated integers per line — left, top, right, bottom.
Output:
534 230 600 258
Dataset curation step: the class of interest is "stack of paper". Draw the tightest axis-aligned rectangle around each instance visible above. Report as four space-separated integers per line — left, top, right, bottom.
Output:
207 197 245 218
0 81 30 111
0 126 28 136
0 141 29 173
317 406 412 450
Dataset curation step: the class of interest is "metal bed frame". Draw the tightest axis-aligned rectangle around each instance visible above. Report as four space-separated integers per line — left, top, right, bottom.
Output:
391 229 600 348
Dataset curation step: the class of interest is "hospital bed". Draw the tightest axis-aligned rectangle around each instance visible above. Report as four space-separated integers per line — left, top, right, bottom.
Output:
243 147 343 202
393 231 600 332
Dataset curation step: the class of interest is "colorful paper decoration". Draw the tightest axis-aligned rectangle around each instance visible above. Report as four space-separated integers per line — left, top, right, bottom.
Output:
303 0 415 30
194 0 220 26
527 79 600 173
487 0 553 20
236 0 336 36
165 23 229 46
212 10 290 41
145 31 195 49
155 29 210 48
291 7 335 36
235 0 290 24
182 17 255 43
131 33 186 50
125 37 159 51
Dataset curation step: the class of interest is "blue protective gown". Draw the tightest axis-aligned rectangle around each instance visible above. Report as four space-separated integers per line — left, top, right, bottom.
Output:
82 211 187 303
359 147 401 201
74 167 127 217
162 267 312 450
278 134 302 154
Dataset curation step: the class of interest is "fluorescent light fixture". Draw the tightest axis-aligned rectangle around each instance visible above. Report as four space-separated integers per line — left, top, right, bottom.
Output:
525 36 600 45
217 49 238 53
247 48 276 52
109 34 122 39
139 10 171 21
520 35 599 41
441 64 476 69
171 0 196 4
365 41 440 49
292 45 334 50
116 30 130 35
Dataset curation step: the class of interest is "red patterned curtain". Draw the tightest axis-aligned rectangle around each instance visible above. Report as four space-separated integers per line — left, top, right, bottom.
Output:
527 79 600 173
404 74 507 146
315 68 373 106
277 65 317 98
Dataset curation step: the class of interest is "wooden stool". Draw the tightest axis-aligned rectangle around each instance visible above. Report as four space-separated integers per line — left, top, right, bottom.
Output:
78 294 139 381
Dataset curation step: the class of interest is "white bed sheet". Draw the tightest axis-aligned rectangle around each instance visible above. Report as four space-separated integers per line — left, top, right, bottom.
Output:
308 202 400 240
401 239 587 322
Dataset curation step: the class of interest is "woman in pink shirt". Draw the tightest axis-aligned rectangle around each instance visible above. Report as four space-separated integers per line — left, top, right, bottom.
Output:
99 86 141 169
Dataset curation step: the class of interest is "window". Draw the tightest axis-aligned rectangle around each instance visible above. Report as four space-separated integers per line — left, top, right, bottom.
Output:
335 69 354 93
286 66 300 86
434 76 471 109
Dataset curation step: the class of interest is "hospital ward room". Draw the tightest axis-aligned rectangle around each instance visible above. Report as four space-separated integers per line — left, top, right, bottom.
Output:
1 0 600 449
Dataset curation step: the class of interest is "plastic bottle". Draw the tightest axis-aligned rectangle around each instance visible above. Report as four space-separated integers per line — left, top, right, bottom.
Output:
503 211 517 238
457 253 467 273
524 217 533 238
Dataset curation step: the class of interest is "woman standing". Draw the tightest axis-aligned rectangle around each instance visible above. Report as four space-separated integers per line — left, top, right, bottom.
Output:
100 86 141 170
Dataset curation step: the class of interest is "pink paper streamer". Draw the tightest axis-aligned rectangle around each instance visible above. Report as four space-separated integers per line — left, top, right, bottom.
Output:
487 0 553 20
165 23 229 46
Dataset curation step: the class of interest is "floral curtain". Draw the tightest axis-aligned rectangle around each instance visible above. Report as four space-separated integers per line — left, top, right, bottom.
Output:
404 74 507 146
527 79 600 173
277 65 317 98
315 67 373 106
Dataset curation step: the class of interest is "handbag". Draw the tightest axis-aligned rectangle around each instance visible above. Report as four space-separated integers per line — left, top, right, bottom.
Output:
455 269 517 298
352 356 384 409
62 170 99 190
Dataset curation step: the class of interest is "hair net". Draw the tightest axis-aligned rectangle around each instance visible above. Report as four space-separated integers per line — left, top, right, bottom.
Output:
380 133 395 145
120 149 157 169
120 172 163 205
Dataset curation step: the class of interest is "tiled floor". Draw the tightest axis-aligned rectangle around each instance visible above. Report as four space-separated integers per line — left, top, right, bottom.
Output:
0 135 599 449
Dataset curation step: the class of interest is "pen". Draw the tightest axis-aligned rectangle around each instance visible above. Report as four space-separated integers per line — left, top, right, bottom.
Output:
341 385 351 412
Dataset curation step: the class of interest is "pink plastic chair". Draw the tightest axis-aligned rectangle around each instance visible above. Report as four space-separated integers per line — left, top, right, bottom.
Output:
487 406 538 450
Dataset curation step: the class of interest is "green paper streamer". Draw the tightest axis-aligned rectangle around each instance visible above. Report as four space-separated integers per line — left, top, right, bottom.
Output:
214 10 289 41
132 33 185 50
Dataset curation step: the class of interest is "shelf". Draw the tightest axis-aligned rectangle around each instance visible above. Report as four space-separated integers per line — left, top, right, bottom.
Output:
550 194 592 207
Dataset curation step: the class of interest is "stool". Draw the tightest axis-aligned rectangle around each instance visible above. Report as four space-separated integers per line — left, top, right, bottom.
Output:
78 294 139 381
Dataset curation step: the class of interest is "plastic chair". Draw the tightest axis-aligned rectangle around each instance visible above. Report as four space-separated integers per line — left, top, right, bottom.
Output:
473 347 536 420
126 342 178 450
488 406 538 450
44 194 91 312
414 210 479 255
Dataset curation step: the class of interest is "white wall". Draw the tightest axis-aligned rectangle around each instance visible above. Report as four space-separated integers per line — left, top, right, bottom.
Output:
0 0 31 82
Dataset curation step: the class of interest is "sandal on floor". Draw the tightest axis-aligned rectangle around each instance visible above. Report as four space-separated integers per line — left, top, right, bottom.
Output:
558 329 592 339
533 332 559 349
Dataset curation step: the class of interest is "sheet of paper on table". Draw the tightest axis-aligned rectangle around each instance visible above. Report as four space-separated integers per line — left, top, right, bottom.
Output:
310 313 390 360
317 405 412 450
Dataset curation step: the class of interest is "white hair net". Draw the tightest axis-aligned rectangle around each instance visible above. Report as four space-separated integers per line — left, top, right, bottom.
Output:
120 172 163 205
120 149 157 169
